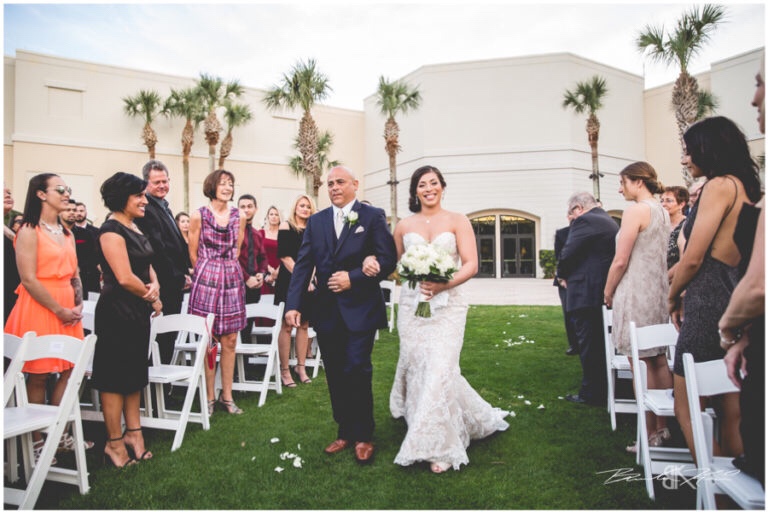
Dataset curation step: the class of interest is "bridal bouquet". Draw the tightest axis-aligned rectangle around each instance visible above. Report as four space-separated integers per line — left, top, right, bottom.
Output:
397 244 457 318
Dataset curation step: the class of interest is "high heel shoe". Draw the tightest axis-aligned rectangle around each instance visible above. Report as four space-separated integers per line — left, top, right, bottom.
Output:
649 428 671 447
103 436 135 468
430 461 451 474
294 364 312 384
58 431 95 453
281 367 296 388
217 392 243 415
33 439 57 466
123 427 153 460
207 399 216 417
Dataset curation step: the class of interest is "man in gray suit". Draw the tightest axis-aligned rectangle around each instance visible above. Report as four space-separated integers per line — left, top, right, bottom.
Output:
557 192 617 406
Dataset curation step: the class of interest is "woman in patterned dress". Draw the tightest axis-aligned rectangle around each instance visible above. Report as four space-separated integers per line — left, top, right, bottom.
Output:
188 169 247 415
603 162 671 453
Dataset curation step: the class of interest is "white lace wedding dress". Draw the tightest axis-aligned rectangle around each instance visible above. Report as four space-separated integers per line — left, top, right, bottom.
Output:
390 232 509 470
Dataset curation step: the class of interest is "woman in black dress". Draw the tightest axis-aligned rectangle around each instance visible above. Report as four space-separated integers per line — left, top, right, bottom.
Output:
92 173 162 467
274 194 316 387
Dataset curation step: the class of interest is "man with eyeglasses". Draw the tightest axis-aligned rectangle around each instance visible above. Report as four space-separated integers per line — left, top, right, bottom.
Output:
134 160 192 364
557 191 618 407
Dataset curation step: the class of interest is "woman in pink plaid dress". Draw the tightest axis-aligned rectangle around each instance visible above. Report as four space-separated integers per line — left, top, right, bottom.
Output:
188 169 247 415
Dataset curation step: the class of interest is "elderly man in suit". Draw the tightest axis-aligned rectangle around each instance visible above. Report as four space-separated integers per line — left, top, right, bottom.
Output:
557 192 617 406
285 166 397 464
554 214 579 356
134 159 192 364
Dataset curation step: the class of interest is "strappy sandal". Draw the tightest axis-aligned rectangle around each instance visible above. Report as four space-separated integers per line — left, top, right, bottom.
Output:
208 399 216 417
217 392 243 415
33 439 57 466
281 367 296 388
294 364 312 384
123 427 153 460
58 431 95 453
103 436 135 468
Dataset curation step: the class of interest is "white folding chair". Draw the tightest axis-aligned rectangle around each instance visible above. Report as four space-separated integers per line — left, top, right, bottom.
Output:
602 306 636 431
289 325 322 379
4 332 97 510
142 313 213 452
683 354 764 510
630 321 694 499
4 333 24 484
78 300 102 420
380 280 396 333
225 301 285 407
86 291 100 302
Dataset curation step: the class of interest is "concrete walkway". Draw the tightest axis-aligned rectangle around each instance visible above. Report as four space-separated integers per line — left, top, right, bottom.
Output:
391 278 560 306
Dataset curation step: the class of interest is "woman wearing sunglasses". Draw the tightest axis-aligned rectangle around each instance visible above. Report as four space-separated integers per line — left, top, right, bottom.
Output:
4 173 93 464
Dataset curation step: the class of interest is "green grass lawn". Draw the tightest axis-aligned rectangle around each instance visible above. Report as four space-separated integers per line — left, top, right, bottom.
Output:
27 305 695 509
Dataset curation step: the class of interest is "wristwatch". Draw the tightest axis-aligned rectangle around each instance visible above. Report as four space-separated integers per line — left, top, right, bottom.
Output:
718 328 741 347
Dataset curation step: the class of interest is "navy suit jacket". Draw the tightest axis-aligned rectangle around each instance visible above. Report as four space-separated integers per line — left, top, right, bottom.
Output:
557 208 617 312
134 194 191 289
553 225 570 287
285 200 397 333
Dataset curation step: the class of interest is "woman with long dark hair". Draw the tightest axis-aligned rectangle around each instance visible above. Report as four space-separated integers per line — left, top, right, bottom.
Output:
4 173 90 463
668 116 762 462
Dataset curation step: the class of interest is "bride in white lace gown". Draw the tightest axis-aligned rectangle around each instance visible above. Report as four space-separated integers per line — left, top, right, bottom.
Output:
388 166 509 473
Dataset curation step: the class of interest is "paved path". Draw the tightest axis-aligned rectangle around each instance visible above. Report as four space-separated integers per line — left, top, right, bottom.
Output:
391 278 560 306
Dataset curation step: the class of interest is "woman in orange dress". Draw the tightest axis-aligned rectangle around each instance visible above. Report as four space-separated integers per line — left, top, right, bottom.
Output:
4 173 89 462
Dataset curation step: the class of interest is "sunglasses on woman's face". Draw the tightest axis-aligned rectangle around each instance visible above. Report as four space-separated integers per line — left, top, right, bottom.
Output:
47 186 72 195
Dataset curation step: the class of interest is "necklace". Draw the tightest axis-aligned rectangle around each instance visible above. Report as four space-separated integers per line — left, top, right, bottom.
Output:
40 220 63 235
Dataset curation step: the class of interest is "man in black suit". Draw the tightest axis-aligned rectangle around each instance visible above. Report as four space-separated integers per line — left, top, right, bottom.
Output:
285 166 397 464
68 200 102 296
557 192 617 406
554 216 579 356
134 160 192 364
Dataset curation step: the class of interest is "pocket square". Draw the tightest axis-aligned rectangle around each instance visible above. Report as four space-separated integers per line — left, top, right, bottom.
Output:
354 225 365 234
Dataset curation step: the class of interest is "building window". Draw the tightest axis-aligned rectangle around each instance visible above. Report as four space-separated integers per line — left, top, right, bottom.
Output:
471 215 496 278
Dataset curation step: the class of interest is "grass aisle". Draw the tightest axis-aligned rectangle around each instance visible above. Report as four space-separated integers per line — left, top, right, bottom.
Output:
39 306 693 509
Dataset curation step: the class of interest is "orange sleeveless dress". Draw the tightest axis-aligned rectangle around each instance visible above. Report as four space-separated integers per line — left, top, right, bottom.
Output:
4 226 84 374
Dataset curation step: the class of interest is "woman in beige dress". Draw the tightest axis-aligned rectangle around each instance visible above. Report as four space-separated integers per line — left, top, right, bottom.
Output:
603 162 671 452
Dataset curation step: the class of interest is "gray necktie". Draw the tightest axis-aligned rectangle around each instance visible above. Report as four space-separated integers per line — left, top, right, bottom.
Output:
335 210 344 238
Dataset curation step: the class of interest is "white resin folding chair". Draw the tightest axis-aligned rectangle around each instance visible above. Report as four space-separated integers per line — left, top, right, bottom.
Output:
225 301 285 407
78 299 102 421
289 325 322 379
682 353 764 510
4 333 24 484
602 305 636 431
86 291 100 302
142 313 213 451
380 280 396 333
4 332 97 510
630 321 694 500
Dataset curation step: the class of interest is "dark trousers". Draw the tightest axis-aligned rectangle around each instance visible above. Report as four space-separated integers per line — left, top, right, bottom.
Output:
157 275 185 364
316 322 376 443
570 306 607 404
558 286 578 351
739 320 764 485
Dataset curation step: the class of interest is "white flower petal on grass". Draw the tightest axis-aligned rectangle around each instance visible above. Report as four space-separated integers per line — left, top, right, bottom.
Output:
538 404 545 409
297 443 301 450
517 395 524 399
270 438 279 443
509 411 516 417
251 456 256 461
558 396 564 400
293 457 303 468
275 466 284 473
524 400 531 405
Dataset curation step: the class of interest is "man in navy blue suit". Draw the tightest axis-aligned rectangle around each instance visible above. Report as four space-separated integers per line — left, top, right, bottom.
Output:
285 166 397 464
557 192 617 406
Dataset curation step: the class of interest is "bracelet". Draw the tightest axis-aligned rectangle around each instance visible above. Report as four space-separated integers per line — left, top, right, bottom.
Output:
718 328 741 346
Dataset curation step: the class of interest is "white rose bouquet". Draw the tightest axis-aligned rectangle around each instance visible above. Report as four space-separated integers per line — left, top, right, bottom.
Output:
397 243 457 317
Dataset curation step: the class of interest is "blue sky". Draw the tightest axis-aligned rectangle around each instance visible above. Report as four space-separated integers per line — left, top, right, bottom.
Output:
4 2 765 110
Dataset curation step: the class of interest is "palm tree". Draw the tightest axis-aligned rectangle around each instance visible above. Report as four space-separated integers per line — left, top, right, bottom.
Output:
263 58 331 201
218 100 253 168
162 86 205 212
123 89 163 159
196 73 245 172
289 131 341 196
562 75 608 201
636 3 726 183
375 76 421 232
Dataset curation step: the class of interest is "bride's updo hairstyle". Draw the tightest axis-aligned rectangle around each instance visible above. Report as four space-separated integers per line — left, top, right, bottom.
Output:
408 165 447 213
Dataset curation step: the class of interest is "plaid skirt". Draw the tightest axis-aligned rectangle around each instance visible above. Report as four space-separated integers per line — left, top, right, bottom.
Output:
189 257 246 335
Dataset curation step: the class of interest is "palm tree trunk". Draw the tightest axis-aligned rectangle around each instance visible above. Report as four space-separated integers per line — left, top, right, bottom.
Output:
181 120 194 213
673 72 700 186
219 133 233 168
586 114 601 201
143 123 157 160
388 152 398 233
183 157 190 214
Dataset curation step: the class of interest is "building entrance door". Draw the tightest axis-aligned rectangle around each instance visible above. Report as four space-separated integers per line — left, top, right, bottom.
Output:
471 215 496 277
500 216 535 277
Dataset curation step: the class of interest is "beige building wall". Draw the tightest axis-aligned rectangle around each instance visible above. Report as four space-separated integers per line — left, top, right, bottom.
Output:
4 50 364 224
5 47 763 277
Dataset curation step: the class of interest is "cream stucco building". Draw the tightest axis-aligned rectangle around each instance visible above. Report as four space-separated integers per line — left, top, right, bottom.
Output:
4 48 764 278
